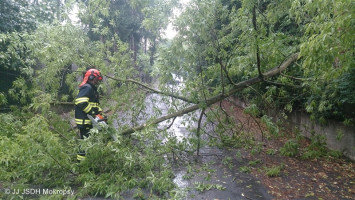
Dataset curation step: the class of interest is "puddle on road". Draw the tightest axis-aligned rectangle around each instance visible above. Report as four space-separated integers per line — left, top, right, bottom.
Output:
173 170 189 188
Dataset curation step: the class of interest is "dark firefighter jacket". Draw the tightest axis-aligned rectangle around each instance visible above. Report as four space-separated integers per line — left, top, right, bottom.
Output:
75 83 102 127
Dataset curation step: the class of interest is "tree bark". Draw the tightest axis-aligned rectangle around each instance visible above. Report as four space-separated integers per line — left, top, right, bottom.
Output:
121 53 299 135
253 5 262 77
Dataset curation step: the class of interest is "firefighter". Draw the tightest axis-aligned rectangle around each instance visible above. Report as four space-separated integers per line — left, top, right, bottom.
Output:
75 68 104 162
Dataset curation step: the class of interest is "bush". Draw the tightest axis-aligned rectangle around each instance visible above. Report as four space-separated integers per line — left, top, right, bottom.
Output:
301 134 328 160
280 139 299 157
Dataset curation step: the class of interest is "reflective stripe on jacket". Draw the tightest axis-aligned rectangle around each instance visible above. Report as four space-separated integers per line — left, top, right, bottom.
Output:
74 83 102 127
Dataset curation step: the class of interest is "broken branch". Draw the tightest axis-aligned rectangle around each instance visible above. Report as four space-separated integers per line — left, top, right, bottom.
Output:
121 53 299 135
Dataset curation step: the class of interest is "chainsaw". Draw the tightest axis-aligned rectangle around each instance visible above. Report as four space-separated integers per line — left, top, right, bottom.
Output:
87 114 118 141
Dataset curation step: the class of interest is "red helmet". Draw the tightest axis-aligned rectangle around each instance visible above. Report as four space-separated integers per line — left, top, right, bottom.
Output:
79 68 103 87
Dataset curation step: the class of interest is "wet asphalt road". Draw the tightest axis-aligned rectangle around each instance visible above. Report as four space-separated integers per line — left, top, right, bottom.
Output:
171 147 273 200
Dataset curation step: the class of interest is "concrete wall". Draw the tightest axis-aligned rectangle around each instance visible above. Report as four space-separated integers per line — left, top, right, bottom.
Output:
285 111 355 161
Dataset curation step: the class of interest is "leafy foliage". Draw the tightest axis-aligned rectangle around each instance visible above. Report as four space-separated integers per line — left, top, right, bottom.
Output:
265 164 284 177
0 0 68 33
154 0 355 124
0 111 193 199
193 182 226 192
301 133 328 160
76 126 181 197
0 32 35 72
77 0 178 81
280 139 299 157
1 0 354 198
0 112 74 189
0 0 36 33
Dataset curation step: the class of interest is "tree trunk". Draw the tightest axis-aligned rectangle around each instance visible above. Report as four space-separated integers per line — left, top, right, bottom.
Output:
56 0 61 21
130 34 136 67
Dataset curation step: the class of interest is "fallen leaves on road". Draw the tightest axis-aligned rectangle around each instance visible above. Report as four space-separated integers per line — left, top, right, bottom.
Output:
221 99 355 200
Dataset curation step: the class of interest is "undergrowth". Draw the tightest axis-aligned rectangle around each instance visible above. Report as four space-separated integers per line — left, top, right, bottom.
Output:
0 103 348 199
0 111 189 199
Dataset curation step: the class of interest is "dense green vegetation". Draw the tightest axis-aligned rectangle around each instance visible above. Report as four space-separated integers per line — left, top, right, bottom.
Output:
0 0 353 199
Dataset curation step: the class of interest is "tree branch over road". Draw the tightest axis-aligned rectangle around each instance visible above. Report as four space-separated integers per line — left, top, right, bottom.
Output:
121 53 299 135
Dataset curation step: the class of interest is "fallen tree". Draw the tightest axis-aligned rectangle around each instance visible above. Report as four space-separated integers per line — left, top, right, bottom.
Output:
119 53 300 135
